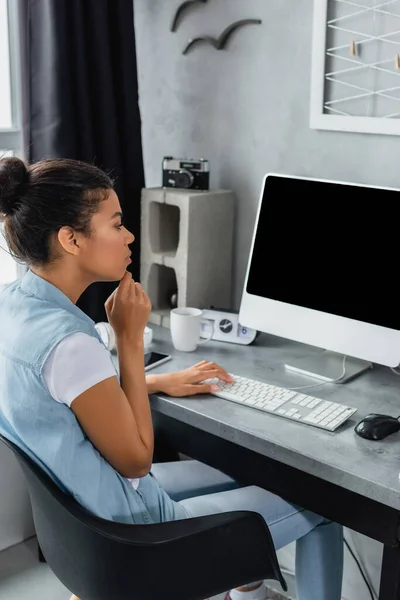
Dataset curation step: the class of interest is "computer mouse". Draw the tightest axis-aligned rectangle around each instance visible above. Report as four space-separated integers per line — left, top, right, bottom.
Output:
354 414 400 441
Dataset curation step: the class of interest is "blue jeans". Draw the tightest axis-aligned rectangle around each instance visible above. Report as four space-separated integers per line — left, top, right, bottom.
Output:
150 460 343 600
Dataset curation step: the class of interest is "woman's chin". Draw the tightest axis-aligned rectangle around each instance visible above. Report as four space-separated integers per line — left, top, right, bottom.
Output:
96 267 128 282
115 268 129 281
118 266 131 280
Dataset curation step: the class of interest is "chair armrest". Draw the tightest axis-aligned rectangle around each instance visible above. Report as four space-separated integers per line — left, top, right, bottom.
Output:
91 509 260 544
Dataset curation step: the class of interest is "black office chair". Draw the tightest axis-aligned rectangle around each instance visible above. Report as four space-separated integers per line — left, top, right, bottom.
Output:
0 434 287 600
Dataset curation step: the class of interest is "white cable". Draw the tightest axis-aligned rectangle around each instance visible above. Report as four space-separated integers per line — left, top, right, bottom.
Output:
287 355 348 392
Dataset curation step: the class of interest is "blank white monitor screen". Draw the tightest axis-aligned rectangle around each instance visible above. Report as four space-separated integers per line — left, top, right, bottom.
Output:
246 174 400 331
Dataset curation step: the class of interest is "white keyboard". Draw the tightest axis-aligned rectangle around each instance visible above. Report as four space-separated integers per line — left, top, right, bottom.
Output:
206 374 357 432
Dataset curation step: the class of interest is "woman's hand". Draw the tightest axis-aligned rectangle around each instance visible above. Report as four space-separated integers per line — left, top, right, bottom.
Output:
156 360 234 397
105 272 151 344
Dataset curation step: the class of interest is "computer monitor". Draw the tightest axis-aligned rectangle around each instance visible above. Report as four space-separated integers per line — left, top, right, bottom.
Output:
239 173 400 382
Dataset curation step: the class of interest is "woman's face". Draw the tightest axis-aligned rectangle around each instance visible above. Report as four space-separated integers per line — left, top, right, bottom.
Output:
76 189 134 281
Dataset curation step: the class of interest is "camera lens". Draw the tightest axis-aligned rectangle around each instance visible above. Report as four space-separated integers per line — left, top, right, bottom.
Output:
176 170 194 188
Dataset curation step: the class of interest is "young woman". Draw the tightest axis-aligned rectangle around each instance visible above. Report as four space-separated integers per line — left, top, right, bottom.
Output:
0 157 343 600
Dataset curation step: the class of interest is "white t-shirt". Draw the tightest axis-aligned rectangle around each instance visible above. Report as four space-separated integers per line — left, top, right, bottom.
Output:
43 333 116 406
43 332 139 489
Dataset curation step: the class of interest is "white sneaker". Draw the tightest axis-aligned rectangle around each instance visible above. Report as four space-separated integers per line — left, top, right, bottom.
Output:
225 584 268 600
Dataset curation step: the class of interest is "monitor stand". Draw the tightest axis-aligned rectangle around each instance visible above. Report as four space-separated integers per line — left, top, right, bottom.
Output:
284 350 372 383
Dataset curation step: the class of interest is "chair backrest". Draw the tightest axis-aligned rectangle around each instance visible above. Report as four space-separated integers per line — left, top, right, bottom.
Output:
0 434 287 600
0 435 132 594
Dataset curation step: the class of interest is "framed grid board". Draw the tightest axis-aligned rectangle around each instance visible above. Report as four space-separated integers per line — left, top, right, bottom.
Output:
310 0 400 135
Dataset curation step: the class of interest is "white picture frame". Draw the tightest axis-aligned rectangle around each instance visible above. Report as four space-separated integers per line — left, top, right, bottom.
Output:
310 0 400 136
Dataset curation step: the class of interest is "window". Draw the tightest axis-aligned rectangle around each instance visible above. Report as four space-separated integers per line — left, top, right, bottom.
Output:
0 0 12 129
0 0 22 286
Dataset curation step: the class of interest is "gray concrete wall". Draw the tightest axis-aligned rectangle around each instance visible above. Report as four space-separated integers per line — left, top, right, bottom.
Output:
134 0 400 310
0 444 34 552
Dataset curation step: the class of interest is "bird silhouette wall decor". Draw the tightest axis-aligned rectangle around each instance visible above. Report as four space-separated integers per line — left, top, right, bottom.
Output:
182 18 262 55
170 0 208 32
170 1 262 55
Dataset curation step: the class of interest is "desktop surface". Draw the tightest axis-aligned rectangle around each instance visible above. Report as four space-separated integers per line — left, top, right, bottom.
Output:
146 325 400 511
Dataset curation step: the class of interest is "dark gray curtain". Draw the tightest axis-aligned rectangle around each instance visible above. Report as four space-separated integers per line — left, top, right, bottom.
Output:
20 0 145 322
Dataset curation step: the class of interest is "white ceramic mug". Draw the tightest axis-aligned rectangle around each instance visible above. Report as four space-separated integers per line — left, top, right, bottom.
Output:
170 307 214 352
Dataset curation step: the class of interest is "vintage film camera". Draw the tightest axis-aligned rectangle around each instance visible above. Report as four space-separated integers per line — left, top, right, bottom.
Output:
162 157 209 190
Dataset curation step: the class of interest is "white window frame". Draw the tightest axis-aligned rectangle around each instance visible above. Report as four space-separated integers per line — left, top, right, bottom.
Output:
0 0 24 284
0 0 22 151
310 0 400 136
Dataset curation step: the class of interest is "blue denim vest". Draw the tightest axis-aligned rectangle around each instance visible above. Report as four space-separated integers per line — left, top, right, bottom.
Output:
0 270 186 524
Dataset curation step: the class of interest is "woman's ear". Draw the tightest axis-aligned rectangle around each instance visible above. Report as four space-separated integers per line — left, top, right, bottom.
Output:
57 226 80 256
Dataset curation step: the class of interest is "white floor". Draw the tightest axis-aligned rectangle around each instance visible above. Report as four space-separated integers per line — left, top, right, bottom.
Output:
0 538 70 600
0 537 289 600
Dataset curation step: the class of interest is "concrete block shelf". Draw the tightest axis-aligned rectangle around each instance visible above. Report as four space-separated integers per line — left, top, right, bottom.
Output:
141 187 235 328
